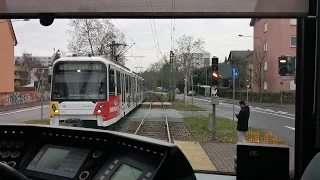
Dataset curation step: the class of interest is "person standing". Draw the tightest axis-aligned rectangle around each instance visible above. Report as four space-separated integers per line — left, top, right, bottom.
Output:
235 100 250 142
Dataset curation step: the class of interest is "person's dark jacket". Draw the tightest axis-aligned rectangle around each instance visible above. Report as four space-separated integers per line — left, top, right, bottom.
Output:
236 106 250 131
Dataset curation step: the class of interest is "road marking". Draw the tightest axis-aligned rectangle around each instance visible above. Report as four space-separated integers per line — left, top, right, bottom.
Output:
184 97 295 119
285 126 295 130
0 105 49 116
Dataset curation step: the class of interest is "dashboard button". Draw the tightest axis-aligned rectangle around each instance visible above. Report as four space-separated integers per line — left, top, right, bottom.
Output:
92 150 102 158
146 172 152 177
16 141 24 148
0 161 6 164
2 151 11 158
7 161 16 168
11 151 20 158
7 141 15 148
79 171 89 180
0 141 6 148
104 170 110 175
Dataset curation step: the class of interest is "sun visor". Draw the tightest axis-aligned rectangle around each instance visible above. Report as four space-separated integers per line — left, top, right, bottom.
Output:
0 0 310 18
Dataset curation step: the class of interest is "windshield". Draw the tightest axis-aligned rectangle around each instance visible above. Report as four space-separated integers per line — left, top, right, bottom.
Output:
2 18 298 177
51 62 107 101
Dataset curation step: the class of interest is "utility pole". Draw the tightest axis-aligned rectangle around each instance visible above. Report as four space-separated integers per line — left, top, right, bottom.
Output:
109 40 127 62
169 50 175 102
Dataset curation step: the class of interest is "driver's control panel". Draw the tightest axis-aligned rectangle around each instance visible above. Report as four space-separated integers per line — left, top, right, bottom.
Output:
0 125 194 180
0 140 25 168
26 145 90 178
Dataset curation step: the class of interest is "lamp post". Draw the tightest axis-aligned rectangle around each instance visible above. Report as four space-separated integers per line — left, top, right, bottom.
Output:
239 34 264 102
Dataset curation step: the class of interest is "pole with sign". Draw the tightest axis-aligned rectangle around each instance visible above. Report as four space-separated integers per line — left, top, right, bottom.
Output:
232 68 239 121
280 81 283 106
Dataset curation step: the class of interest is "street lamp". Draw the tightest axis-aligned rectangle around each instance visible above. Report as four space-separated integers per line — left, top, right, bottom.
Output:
239 34 264 102
238 34 263 46
0 19 30 24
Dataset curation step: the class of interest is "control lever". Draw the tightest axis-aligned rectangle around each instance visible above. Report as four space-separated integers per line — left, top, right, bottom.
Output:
0 162 30 180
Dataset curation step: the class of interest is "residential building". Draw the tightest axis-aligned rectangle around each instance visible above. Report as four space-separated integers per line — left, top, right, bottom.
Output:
183 52 211 68
0 19 17 92
250 18 296 92
226 50 253 89
14 60 29 87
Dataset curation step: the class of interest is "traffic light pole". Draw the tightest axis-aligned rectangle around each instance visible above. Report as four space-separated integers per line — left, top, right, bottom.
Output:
210 57 219 141
41 73 44 121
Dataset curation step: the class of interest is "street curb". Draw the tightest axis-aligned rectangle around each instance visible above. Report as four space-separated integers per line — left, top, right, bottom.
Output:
0 101 50 112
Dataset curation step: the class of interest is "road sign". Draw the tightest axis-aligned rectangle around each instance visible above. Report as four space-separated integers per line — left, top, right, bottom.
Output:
280 81 284 85
231 68 239 79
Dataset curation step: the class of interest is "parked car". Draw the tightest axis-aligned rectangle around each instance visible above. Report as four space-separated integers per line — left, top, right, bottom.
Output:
187 90 196 96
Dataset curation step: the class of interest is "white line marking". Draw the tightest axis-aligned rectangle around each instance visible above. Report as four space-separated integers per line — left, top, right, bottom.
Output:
185 97 296 119
183 96 296 119
0 105 49 116
285 126 295 130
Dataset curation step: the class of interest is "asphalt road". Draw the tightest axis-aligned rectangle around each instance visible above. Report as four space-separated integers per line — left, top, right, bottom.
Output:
0 105 50 124
179 95 295 147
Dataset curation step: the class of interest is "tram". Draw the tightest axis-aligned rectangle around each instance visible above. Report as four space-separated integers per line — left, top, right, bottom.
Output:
49 56 146 128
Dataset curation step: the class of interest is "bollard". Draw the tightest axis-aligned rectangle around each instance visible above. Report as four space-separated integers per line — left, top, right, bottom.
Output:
234 156 237 173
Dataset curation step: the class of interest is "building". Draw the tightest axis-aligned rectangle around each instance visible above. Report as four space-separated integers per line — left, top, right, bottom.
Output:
249 18 296 92
226 50 253 89
0 19 17 92
14 60 29 87
15 54 52 67
188 52 211 68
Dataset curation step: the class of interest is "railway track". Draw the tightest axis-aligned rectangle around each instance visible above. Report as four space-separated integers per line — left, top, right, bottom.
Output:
134 93 172 143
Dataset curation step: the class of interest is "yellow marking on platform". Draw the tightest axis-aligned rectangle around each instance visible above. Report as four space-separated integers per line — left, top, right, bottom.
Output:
174 141 216 171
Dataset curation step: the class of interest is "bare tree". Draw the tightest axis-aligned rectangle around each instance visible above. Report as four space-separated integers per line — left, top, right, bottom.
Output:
174 35 205 102
252 47 266 102
67 19 127 65
21 53 42 72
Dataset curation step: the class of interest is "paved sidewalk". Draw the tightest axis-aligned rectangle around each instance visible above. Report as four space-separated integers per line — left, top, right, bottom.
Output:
0 101 50 112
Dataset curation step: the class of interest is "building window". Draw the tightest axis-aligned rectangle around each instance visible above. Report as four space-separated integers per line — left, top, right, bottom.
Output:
264 23 267 32
264 41 268 51
264 81 267 90
290 36 297 47
290 19 297 25
264 61 267 71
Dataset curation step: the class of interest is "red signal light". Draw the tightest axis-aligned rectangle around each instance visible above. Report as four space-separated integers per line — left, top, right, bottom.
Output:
212 72 218 78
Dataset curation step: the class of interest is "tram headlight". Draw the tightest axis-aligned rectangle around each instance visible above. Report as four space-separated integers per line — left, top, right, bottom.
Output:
97 104 105 113
99 104 105 110
52 104 58 113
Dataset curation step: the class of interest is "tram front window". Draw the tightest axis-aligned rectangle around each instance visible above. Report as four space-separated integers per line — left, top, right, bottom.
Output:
51 62 107 101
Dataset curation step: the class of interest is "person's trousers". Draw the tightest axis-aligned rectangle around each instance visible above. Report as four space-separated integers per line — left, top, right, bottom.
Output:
237 131 246 142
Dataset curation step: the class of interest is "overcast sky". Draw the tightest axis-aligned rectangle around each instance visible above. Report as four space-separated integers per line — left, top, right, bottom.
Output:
12 19 253 71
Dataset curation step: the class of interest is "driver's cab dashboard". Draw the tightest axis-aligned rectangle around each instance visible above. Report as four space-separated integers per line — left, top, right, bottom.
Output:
0 124 196 180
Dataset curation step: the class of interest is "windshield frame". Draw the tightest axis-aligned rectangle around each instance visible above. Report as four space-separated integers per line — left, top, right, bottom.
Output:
50 61 107 103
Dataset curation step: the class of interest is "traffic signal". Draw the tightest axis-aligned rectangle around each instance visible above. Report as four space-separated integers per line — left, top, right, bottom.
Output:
278 55 296 76
246 85 250 89
211 57 219 86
